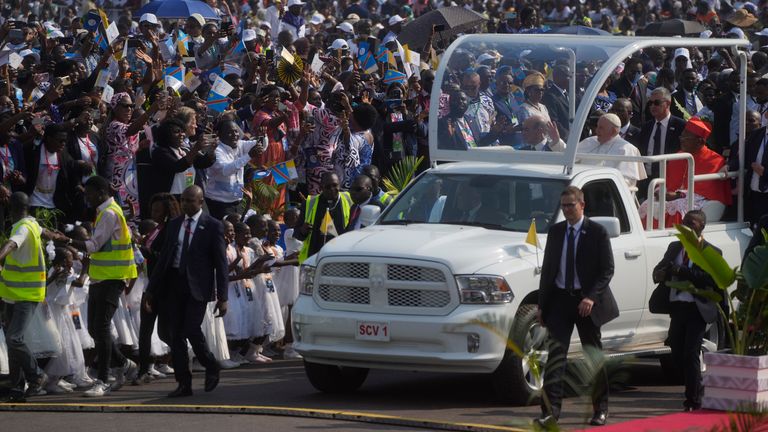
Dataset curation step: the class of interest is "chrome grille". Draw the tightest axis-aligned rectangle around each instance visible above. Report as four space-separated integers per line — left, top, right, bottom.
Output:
321 262 370 279
388 289 451 307
318 285 370 304
388 264 446 282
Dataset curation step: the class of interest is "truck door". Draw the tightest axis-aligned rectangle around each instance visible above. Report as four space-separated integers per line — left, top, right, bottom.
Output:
581 179 646 348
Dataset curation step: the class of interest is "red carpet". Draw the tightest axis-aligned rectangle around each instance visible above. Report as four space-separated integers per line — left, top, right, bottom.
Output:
579 410 745 431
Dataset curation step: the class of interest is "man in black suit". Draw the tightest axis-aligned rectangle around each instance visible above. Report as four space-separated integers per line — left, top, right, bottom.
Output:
712 71 740 155
536 186 618 427
652 210 719 412
635 88 686 198
542 64 570 139
608 57 647 127
671 69 703 120
609 98 640 144
741 125 768 225
144 185 229 397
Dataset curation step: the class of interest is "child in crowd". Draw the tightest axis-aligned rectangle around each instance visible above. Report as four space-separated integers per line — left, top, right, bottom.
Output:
264 218 301 359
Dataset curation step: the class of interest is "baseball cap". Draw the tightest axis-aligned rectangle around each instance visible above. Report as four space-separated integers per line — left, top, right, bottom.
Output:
328 38 349 50
346 13 361 24
242 29 258 42
190 13 205 26
287 0 305 7
388 15 405 26
140 13 159 25
310 13 325 25
337 22 355 34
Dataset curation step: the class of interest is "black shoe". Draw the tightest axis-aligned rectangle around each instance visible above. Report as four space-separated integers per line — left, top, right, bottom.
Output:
533 415 557 428
167 385 193 398
3 392 27 403
589 411 608 426
204 369 220 392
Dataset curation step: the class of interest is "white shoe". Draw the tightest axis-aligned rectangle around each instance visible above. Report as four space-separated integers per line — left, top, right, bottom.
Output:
112 359 138 391
156 364 174 374
261 345 280 357
283 346 303 360
219 359 240 369
58 380 76 390
229 352 247 365
147 364 166 378
254 353 273 363
83 380 110 397
190 359 206 372
71 375 95 389
45 382 72 394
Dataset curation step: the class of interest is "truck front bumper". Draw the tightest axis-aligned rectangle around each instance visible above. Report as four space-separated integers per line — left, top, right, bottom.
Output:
291 296 512 373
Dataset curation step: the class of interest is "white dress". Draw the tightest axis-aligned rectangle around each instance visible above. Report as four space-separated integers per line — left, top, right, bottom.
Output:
222 244 251 340
274 228 301 307
23 302 63 359
0 328 9 374
126 273 169 357
258 245 285 342
202 302 231 361
44 269 87 378
71 276 95 350
112 291 139 349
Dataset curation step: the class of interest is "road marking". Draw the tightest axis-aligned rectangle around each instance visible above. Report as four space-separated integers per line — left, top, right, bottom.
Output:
0 402 525 431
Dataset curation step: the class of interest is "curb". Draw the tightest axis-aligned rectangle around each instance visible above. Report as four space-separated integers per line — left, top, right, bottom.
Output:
0 402 526 432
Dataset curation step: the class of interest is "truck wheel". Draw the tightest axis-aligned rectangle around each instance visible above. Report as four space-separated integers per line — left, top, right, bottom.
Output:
303 360 369 393
659 315 724 383
492 304 548 405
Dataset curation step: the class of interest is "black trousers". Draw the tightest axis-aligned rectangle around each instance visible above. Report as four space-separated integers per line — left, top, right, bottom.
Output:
88 280 128 382
205 198 240 220
138 291 158 376
542 289 608 419
748 192 768 228
668 301 707 409
160 270 219 387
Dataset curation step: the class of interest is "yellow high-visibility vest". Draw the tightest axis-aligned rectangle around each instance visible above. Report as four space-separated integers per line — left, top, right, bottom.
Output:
298 192 353 263
0 218 46 302
89 200 137 280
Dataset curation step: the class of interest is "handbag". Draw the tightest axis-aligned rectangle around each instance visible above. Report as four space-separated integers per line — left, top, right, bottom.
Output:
648 283 671 314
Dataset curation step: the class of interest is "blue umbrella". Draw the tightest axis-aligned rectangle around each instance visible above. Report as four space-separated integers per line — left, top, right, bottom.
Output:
137 0 220 20
550 25 612 36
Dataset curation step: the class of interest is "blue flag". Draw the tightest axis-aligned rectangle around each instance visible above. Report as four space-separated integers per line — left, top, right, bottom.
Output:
83 11 101 32
383 69 406 85
202 66 224 84
357 41 377 74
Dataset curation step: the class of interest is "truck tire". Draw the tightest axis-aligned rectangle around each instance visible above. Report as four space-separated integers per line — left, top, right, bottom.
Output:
492 304 548 405
659 315 724 384
303 360 369 393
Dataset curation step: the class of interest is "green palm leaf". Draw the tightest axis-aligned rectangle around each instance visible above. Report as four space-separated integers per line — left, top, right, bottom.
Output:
382 156 424 194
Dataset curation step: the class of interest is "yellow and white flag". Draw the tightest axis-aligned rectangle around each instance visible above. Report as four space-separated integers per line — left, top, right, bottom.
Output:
525 219 541 249
319 209 338 238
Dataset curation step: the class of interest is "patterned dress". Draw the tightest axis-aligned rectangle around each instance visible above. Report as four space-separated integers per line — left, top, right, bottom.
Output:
105 120 140 224
332 130 374 190
300 106 342 195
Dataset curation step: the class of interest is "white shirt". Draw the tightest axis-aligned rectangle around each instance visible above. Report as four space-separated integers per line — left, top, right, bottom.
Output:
173 209 202 268
555 216 584 291
29 146 60 209
77 136 98 184
669 249 695 302
646 113 671 162
7 217 38 267
205 139 260 203
577 134 648 187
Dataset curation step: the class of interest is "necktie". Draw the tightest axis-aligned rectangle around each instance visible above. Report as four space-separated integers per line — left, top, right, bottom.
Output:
682 251 689 267
565 226 575 293
349 205 361 229
179 218 193 270
652 122 662 156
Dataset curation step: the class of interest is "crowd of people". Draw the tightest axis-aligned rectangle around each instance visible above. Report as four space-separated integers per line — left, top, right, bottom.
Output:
0 0 765 408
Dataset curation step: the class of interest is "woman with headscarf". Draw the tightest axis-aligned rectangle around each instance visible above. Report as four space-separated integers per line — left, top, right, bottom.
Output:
104 92 165 223
516 72 551 125
252 85 290 213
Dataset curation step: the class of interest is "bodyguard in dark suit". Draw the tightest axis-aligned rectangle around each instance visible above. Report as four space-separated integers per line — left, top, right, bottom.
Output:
144 185 229 397
652 210 719 411
542 65 570 139
536 186 618 427
740 126 768 224
608 57 647 126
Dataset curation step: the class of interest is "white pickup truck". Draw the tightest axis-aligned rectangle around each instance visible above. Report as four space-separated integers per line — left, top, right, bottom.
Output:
291 35 753 404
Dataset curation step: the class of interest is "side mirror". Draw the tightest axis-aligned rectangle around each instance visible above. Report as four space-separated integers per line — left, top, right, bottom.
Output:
359 205 381 228
591 216 621 238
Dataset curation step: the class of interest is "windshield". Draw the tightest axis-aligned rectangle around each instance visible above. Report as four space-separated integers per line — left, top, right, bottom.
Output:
379 173 567 232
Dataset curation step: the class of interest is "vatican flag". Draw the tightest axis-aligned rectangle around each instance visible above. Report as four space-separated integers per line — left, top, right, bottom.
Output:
525 219 541 249
319 209 338 238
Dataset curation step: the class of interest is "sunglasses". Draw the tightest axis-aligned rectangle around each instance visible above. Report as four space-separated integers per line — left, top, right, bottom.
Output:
648 100 666 106
118 103 135 109
561 202 578 209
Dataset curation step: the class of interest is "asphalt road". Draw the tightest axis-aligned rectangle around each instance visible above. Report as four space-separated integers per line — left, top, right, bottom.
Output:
0 358 685 431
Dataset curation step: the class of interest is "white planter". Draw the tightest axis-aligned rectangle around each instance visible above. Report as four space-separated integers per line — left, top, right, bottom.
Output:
702 352 768 411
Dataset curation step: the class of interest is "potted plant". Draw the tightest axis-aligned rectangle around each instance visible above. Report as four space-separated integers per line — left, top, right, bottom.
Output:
672 224 768 411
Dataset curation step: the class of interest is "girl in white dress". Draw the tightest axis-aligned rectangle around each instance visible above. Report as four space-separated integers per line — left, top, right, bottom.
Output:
222 221 251 363
44 248 89 394
265 219 301 359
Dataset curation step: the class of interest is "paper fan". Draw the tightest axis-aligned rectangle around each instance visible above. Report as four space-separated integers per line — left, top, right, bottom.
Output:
277 56 304 85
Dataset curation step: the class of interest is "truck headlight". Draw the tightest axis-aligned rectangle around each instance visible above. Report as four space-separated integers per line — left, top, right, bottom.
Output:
299 265 316 295
456 275 513 304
